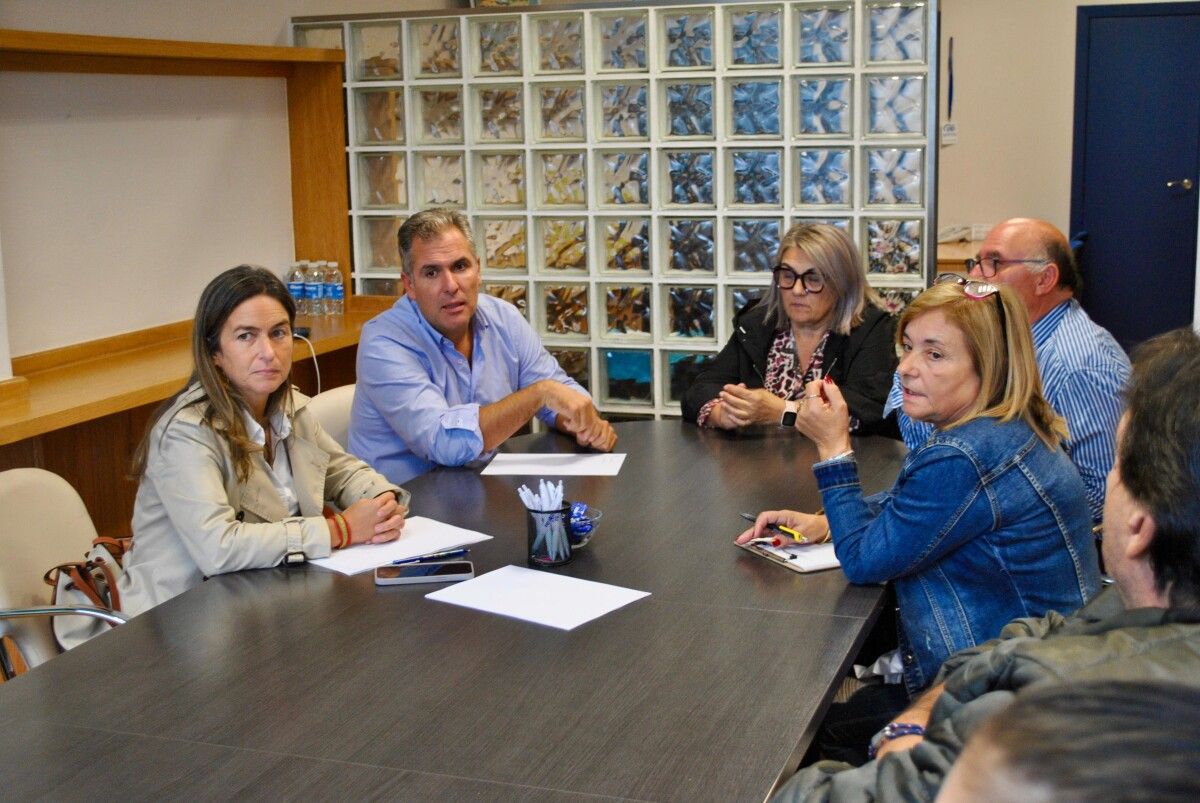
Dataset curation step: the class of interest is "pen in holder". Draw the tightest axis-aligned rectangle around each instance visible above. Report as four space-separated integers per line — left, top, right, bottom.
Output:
526 506 573 567
517 479 573 567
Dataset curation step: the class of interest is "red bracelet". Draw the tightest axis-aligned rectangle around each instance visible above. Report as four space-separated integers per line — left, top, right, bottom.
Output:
336 513 352 548
331 514 350 549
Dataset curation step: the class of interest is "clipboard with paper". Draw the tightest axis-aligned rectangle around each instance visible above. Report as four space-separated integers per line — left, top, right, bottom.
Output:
736 539 842 573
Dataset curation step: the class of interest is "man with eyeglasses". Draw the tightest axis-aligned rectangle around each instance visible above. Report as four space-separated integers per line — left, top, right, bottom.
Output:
883 218 1129 523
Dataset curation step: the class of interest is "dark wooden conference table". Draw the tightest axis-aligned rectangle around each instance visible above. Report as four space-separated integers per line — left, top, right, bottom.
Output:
0 421 906 802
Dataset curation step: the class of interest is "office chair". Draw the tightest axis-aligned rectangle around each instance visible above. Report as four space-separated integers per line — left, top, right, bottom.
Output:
308 383 356 449
0 468 127 681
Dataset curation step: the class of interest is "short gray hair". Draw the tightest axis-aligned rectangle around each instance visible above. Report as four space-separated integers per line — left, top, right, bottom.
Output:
397 207 476 277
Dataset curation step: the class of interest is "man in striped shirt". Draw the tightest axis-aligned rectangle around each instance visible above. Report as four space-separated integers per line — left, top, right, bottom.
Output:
884 218 1130 523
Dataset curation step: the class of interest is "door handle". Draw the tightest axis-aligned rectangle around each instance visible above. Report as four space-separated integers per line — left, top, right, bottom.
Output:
1167 178 1194 191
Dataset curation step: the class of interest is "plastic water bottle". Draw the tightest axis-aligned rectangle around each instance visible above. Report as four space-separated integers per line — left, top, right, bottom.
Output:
320 263 335 316
325 261 344 316
293 260 312 314
304 261 324 316
286 262 306 311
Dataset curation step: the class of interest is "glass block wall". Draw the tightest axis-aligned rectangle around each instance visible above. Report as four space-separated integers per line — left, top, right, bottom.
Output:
293 1 937 417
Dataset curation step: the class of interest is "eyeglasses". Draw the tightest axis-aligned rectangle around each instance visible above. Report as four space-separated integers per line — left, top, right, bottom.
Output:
773 266 825 293
963 255 1049 278
934 272 1008 344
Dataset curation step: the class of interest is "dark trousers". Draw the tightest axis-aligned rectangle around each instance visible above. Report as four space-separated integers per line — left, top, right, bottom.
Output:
816 682 911 766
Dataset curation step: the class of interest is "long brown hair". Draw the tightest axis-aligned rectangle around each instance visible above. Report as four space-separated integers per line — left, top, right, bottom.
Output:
131 265 296 483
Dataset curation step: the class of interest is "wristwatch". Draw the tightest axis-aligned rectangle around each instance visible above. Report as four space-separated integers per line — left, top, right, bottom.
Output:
780 400 800 427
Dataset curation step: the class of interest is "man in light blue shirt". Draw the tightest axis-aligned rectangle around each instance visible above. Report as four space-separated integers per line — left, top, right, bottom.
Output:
885 218 1129 522
350 208 617 485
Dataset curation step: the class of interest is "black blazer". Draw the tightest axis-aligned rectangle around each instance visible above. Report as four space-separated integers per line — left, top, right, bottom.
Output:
681 302 900 437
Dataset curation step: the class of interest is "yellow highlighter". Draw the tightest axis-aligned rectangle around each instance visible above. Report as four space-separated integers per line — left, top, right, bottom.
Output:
739 512 808 544
776 524 806 543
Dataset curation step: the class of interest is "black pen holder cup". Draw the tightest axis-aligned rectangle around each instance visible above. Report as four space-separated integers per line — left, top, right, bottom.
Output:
527 506 574 567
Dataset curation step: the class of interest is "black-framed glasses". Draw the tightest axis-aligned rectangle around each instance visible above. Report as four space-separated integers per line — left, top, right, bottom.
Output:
773 265 825 293
935 273 1008 343
963 255 1049 278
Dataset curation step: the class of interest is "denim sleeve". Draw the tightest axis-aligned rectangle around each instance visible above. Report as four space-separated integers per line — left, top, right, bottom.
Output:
357 333 485 468
862 491 889 516
815 445 992 585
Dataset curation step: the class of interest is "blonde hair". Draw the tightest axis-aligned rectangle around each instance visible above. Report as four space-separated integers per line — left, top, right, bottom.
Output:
897 282 1066 448
762 223 880 335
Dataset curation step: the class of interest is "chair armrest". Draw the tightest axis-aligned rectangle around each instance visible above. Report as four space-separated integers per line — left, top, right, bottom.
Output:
0 605 129 626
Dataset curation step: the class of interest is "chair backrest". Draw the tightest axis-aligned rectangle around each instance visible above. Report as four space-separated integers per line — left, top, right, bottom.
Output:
0 468 100 670
307 383 356 449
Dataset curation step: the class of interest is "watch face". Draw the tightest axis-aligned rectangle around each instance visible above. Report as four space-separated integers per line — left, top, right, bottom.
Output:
284 551 307 566
781 411 797 427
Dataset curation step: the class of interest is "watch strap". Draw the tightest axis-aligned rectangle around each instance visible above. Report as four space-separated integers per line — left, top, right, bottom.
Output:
780 400 799 427
283 522 306 566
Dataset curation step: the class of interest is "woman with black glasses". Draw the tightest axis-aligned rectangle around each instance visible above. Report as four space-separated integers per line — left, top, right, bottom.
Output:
739 277 1100 762
682 223 898 435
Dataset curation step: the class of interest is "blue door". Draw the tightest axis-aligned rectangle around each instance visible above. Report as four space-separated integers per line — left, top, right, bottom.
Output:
1070 2 1200 350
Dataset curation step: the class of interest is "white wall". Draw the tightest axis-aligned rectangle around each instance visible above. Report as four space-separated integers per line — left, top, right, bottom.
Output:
0 230 10 380
0 73 295 355
936 0 1197 233
0 0 451 364
0 0 449 47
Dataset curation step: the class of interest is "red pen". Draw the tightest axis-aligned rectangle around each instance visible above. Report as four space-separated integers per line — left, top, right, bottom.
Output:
824 357 839 381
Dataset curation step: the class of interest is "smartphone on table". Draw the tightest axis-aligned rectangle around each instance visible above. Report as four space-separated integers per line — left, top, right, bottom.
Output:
374 560 474 586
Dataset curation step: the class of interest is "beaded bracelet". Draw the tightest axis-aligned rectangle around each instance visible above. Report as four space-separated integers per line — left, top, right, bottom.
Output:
868 722 926 759
331 513 351 549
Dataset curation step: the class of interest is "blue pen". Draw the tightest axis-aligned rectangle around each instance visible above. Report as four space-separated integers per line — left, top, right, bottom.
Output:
393 548 469 565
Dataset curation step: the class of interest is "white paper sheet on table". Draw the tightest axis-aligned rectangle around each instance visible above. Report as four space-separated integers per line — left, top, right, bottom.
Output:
309 516 492 575
425 564 650 630
480 453 627 476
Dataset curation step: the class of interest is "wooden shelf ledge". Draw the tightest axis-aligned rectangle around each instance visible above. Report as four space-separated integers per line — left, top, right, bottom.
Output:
0 28 344 77
0 307 388 446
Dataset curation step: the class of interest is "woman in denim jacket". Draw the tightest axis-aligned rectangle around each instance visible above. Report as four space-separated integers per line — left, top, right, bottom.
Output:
738 278 1101 697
